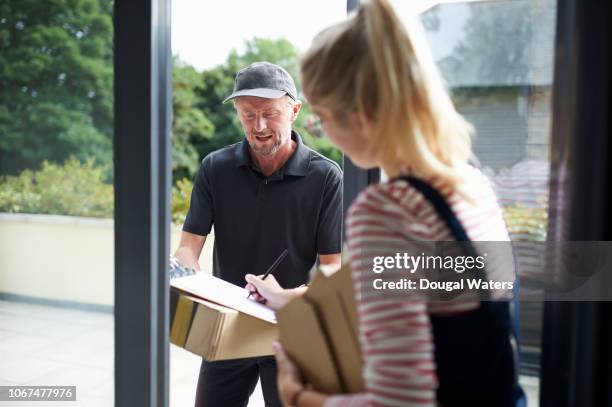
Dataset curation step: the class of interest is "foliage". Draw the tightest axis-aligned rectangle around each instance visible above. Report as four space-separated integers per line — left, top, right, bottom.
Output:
0 157 196 225
172 59 214 181
171 177 193 225
1 4 340 183
0 0 114 177
0 156 113 217
1 0 341 216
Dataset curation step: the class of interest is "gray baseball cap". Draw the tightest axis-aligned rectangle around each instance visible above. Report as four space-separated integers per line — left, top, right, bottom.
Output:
223 61 298 104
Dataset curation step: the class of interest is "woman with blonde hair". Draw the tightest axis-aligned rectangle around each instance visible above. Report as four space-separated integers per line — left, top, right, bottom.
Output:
245 0 525 405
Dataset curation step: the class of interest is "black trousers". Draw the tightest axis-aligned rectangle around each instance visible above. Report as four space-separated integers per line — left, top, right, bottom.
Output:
194 356 282 407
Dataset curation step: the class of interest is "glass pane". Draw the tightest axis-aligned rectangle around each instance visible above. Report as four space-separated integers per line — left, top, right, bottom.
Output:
170 1 346 406
390 0 556 405
0 1 115 406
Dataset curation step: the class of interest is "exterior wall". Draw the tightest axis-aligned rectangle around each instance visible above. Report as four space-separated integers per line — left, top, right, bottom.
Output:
0 213 214 307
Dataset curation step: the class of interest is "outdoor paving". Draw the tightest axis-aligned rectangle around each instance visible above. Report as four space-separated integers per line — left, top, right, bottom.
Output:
0 300 265 407
0 299 538 406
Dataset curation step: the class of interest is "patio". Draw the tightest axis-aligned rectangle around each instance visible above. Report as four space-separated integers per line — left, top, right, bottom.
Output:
0 299 538 406
0 300 265 406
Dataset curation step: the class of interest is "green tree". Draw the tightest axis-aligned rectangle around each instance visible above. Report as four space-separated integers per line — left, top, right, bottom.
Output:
172 58 214 182
0 0 113 176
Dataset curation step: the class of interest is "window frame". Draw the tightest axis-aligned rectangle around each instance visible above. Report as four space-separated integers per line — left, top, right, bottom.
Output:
114 0 172 405
540 0 612 406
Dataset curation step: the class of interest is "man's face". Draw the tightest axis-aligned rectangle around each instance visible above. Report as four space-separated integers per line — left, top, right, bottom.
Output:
235 96 301 157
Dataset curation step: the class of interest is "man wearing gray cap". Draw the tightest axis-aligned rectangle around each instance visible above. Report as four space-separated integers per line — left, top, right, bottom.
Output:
174 61 343 406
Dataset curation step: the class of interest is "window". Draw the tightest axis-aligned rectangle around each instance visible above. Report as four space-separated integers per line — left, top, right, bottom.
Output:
399 0 557 402
0 1 115 405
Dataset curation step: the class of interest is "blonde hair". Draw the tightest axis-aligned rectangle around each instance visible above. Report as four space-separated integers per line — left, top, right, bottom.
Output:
301 0 474 192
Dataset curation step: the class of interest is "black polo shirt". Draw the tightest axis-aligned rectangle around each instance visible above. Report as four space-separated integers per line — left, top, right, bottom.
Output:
183 131 343 288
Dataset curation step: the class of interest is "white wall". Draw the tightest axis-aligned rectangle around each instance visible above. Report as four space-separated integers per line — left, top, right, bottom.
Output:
0 213 213 307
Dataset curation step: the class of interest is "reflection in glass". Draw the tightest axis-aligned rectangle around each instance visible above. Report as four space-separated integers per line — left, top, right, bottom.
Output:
416 0 557 386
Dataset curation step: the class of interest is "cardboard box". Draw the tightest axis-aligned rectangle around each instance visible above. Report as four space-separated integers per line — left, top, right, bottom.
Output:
170 287 278 361
277 265 364 394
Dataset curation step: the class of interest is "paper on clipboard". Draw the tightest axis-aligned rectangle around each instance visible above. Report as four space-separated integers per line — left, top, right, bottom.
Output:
171 272 277 323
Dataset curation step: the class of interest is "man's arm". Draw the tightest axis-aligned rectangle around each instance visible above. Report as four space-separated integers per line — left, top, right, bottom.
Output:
284 253 341 303
315 164 343 273
174 231 207 271
319 253 342 273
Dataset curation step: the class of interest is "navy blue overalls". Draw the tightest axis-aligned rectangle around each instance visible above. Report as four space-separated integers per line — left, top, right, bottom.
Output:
400 176 526 407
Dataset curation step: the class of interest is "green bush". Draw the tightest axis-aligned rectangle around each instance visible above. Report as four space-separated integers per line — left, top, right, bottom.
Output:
172 178 193 225
0 157 113 218
0 157 196 224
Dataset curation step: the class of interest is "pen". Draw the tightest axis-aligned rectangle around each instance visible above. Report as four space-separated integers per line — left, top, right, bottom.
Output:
246 249 288 299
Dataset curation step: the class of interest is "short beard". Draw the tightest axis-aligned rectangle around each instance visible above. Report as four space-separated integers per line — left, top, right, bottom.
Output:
248 136 286 156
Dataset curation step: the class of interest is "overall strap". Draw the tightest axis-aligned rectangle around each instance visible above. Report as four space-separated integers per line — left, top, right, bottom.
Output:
399 176 470 241
397 176 523 406
396 175 490 301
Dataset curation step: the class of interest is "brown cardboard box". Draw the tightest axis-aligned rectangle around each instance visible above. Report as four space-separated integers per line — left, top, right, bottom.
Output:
277 265 364 394
170 288 278 361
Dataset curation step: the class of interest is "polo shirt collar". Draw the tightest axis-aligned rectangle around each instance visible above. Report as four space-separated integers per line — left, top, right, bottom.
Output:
234 131 311 177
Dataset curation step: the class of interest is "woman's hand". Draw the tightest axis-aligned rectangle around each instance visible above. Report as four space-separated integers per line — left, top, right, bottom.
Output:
244 274 294 310
273 342 306 407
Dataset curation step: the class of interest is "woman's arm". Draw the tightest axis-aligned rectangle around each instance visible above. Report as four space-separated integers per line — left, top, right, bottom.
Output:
342 184 439 407
273 342 329 406
244 273 306 310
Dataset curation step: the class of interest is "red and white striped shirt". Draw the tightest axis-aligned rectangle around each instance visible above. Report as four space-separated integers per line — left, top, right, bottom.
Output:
325 166 510 407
